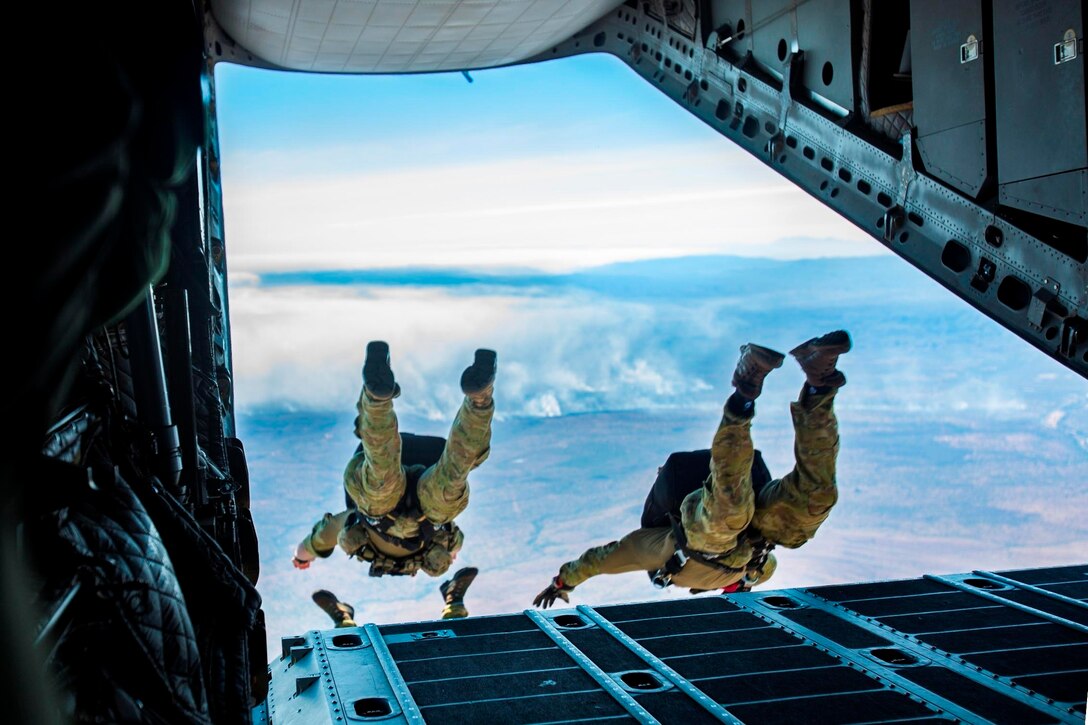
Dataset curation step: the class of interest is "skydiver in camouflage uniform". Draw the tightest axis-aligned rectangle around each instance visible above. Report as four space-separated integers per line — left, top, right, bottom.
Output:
310 567 480 627
533 331 850 607
292 342 495 580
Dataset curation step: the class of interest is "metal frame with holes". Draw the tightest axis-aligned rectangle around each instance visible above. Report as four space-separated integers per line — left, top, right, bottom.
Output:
787 588 1082 722
926 575 1088 635
577 605 743 724
973 570 1088 611
363 623 425 723
538 2 1087 378
727 592 989 723
525 609 659 723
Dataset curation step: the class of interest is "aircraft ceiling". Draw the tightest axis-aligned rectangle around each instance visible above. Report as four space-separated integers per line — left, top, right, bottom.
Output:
209 0 623 72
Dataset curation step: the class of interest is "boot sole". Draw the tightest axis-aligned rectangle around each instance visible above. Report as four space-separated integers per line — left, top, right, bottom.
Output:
363 341 396 399
731 344 785 399
312 589 355 621
461 350 497 395
789 330 852 357
790 330 850 388
440 566 479 600
744 344 787 369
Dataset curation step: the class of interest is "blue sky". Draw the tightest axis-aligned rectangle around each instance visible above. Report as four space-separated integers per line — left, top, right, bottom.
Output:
216 55 877 273
214 54 1086 647
216 54 712 162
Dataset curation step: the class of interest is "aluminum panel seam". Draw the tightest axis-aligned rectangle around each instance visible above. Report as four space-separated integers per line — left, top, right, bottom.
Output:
925 575 1088 635
524 609 659 724
363 623 425 723
577 605 743 724
727 591 987 724
788 589 1082 722
974 570 1088 611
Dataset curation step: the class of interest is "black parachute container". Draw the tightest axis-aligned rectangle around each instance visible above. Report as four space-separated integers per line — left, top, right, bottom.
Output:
641 449 773 529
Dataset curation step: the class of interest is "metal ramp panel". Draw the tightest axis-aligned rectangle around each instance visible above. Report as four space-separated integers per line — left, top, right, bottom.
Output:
258 564 1087 724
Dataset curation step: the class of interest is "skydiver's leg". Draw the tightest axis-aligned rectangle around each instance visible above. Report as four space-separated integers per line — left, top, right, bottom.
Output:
344 342 406 516
418 350 496 524
682 344 784 553
681 398 756 553
417 398 492 524
751 331 849 548
750 389 839 547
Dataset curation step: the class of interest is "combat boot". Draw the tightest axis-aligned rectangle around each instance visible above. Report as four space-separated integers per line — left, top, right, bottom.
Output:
732 343 785 399
460 350 497 407
790 330 852 389
311 590 357 628
439 567 478 608
363 341 399 400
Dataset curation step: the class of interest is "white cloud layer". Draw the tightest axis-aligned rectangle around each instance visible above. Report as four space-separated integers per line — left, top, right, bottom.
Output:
222 140 879 273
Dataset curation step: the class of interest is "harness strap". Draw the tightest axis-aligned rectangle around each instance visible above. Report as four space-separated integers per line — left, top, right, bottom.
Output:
649 515 775 589
358 466 439 551
364 512 437 551
342 511 460 578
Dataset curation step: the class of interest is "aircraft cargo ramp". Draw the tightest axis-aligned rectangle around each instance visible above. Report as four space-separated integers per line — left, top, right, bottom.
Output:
258 565 1087 724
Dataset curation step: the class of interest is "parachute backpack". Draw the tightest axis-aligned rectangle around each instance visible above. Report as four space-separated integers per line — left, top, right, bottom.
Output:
641 448 775 590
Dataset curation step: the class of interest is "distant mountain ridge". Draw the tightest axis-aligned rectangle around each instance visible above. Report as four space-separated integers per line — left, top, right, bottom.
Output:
258 254 933 305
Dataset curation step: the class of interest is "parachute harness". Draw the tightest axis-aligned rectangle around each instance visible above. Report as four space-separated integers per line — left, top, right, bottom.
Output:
649 514 775 591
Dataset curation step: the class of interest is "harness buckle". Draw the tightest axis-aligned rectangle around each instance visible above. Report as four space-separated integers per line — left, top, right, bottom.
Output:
650 570 672 589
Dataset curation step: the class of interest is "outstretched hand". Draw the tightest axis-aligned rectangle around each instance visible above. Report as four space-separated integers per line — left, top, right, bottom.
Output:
532 577 572 609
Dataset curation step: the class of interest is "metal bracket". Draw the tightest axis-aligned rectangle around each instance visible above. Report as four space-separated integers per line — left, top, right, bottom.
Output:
895 130 918 208
1027 279 1060 329
883 206 906 242
1054 29 1079 64
280 635 306 660
770 50 804 159
294 674 319 696
970 257 997 293
960 35 980 64
698 31 716 76
288 644 313 664
1059 317 1080 358
684 79 700 104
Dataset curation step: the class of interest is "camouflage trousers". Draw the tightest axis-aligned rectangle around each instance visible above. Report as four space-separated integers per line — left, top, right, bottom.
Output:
344 391 493 524
681 390 839 556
